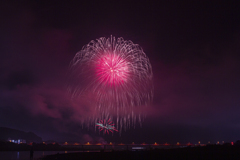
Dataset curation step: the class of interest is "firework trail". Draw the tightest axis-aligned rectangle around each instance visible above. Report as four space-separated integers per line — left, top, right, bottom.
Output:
68 36 153 133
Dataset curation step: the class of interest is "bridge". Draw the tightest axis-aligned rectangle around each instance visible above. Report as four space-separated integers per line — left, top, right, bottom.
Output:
60 143 203 151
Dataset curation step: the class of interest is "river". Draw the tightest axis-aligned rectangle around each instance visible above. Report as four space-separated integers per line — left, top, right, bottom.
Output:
0 151 80 160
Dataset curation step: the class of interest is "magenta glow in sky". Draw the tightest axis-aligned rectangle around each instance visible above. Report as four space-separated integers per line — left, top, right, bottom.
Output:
1 1 240 143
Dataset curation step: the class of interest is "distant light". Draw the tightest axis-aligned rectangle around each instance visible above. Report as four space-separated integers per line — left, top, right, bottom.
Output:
208 141 210 144
216 141 219 144
132 147 145 150
43 142 45 144
198 141 200 144
110 142 112 145
222 141 224 144
154 142 157 145
177 142 179 145
87 142 90 145
231 142 234 145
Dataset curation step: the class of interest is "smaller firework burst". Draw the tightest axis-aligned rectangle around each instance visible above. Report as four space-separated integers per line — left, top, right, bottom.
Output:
96 119 118 134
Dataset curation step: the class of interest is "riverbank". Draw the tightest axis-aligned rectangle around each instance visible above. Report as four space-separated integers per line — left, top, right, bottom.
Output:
41 145 240 160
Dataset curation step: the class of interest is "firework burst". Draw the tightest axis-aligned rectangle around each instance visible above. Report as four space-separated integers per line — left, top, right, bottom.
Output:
96 119 118 134
68 36 153 133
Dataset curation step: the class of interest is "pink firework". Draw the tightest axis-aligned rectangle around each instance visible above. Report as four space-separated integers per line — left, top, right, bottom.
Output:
69 36 153 108
68 36 153 132
96 119 118 134
96 54 129 86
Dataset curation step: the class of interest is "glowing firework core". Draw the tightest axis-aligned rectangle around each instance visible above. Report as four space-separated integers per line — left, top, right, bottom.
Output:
96 54 129 85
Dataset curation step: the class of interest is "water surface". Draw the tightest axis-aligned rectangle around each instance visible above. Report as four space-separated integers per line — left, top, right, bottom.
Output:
0 151 79 160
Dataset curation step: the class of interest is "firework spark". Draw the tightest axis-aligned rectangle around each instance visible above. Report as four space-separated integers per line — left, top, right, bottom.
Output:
96 119 118 134
68 36 153 132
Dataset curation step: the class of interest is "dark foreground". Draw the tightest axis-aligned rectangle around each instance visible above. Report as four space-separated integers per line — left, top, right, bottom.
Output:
41 145 240 160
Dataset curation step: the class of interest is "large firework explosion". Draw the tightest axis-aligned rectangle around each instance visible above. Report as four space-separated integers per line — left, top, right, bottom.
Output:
68 36 153 133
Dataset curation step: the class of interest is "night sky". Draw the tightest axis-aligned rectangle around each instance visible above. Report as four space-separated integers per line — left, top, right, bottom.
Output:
1 0 240 144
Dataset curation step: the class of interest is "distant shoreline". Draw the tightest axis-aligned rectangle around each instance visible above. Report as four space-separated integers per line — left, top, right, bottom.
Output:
41 145 240 160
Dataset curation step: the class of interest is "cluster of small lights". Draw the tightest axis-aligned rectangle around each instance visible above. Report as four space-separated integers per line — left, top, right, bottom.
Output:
37 141 235 146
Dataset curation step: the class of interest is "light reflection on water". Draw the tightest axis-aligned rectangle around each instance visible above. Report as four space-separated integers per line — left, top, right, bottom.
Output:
0 151 85 160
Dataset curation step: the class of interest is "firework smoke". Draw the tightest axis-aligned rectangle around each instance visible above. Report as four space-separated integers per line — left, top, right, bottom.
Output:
68 36 153 133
